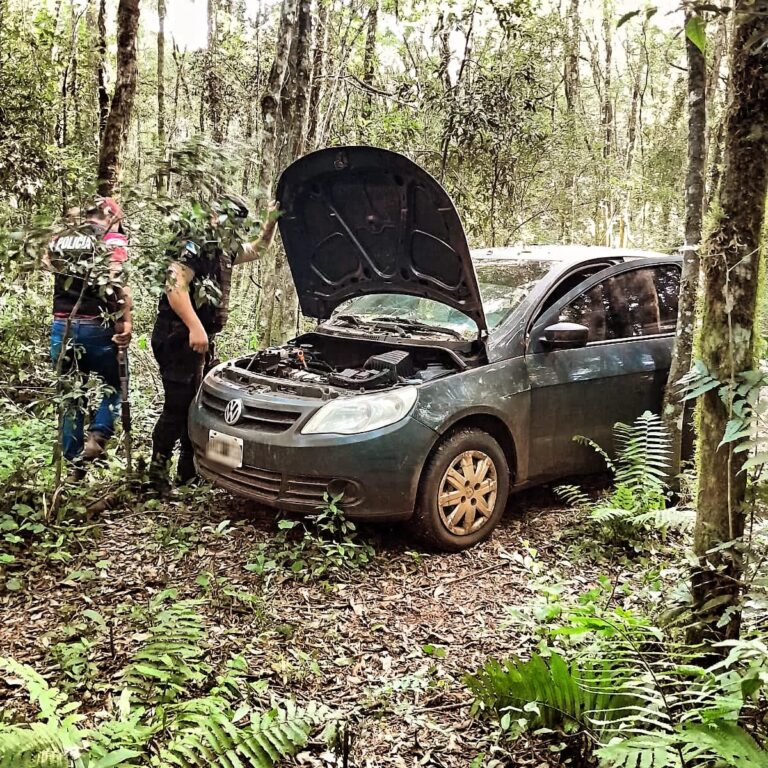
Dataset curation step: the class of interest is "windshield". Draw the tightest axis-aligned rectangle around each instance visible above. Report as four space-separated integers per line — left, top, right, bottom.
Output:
333 258 553 336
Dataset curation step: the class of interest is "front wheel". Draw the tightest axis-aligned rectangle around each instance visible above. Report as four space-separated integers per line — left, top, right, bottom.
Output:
412 428 510 552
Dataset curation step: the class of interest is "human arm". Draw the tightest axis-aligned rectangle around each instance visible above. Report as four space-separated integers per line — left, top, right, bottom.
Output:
111 283 133 348
166 261 209 353
234 200 280 266
106 233 133 348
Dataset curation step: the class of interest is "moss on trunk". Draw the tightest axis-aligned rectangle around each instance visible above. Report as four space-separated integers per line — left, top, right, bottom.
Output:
690 0 768 645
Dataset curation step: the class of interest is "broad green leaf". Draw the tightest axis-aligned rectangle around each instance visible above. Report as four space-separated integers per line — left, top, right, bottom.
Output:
685 15 707 52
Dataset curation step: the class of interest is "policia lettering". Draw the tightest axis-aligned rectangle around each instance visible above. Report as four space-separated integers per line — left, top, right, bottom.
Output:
149 195 279 487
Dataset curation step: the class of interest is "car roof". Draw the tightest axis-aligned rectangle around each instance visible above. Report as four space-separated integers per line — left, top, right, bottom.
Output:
470 245 673 262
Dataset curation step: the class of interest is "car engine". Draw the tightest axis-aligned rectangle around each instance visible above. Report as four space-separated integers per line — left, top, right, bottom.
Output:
237 338 458 392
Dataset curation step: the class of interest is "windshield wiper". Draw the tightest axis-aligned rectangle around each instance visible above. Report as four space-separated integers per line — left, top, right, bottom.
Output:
370 315 464 340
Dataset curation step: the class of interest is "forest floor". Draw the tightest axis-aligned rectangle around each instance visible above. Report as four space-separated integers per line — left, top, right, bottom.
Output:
0 482 626 767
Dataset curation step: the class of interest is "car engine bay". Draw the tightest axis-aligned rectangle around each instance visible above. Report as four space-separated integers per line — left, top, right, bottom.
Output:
227 332 478 393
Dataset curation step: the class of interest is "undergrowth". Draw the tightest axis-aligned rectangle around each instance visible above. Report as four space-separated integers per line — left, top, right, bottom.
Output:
0 590 334 768
245 493 375 582
466 588 768 767
557 411 694 548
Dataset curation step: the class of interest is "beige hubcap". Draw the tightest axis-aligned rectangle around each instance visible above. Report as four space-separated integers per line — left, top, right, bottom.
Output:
437 450 498 536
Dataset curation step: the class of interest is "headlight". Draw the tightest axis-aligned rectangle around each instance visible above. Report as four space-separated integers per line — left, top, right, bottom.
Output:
301 386 418 435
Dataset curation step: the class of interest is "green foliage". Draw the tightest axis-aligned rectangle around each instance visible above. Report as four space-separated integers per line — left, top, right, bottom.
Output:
155 697 321 768
467 595 768 767
557 412 693 544
245 494 374 582
122 592 210 704
0 723 68 768
680 361 768 472
0 597 328 767
466 652 636 738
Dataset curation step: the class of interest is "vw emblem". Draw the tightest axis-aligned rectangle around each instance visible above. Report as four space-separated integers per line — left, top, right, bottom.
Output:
223 398 244 425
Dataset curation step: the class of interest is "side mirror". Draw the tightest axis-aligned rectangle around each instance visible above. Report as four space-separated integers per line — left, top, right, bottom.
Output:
540 322 589 350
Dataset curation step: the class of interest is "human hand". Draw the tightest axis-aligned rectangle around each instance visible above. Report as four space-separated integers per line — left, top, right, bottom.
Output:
189 325 209 354
112 321 133 349
266 200 281 223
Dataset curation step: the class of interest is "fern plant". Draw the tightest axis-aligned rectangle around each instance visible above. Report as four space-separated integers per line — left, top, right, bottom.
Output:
1 596 331 768
155 697 323 768
121 593 210 704
557 412 694 543
0 723 68 768
466 603 768 768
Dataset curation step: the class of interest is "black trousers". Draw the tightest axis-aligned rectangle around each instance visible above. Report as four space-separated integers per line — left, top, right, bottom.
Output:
150 315 208 467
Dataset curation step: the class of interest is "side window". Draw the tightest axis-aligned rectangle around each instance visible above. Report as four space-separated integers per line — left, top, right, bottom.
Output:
540 262 613 314
654 264 680 332
560 265 679 342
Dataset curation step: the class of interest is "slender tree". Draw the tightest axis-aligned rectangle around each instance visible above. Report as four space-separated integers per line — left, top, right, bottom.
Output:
96 0 109 138
157 0 166 147
662 12 707 467
361 0 378 128
564 0 580 112
157 0 167 189
690 0 768 644
97 0 141 196
305 0 329 150
258 0 298 198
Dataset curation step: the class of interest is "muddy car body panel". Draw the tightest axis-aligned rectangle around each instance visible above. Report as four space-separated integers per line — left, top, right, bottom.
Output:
189 147 682 549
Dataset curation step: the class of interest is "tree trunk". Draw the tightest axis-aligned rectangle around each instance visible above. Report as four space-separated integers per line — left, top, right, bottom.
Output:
360 0 378 130
258 0 298 346
290 0 313 159
305 0 329 150
157 0 167 189
690 0 768 646
258 0 298 197
662 11 707 468
206 0 223 142
157 0 166 147
96 0 109 138
563 0 580 112
277 0 313 337
601 12 613 160
97 0 141 196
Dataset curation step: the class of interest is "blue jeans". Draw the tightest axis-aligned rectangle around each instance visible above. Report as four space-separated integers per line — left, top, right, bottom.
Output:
50 318 121 461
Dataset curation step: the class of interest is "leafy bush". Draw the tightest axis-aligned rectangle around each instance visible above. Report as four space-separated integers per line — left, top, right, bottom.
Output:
557 411 694 544
466 599 768 767
246 493 375 582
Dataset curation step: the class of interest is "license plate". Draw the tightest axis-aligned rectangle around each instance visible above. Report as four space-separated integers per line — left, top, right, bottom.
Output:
206 430 243 469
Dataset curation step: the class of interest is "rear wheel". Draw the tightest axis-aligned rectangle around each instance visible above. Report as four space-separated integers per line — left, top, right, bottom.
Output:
412 428 510 551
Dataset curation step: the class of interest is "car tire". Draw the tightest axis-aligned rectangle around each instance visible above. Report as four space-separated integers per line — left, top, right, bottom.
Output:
412 428 510 552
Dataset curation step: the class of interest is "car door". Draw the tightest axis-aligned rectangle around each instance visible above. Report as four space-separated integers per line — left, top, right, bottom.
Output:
524 260 680 482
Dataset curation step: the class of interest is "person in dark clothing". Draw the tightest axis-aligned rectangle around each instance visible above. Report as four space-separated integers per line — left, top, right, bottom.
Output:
46 198 133 476
150 195 278 487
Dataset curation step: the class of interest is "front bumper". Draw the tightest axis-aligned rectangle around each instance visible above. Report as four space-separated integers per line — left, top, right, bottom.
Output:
188 369 438 520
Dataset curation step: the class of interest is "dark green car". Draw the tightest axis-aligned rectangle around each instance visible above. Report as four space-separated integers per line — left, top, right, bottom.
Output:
189 146 681 551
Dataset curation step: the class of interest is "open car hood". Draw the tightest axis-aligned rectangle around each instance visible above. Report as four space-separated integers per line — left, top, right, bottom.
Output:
275 146 486 332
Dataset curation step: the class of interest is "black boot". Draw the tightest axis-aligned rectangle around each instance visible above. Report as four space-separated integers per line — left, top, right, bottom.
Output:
148 455 172 495
176 451 198 486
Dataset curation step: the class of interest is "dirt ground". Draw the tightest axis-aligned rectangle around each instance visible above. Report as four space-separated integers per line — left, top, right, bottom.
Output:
0 486 613 767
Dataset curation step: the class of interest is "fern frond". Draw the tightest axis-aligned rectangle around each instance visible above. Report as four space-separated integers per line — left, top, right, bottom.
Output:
122 600 210 704
0 724 67 768
0 658 70 727
154 698 321 768
573 435 615 472
612 412 672 495
556 484 592 510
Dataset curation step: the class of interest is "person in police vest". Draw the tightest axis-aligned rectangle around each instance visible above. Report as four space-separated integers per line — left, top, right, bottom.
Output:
47 198 133 477
149 194 279 488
